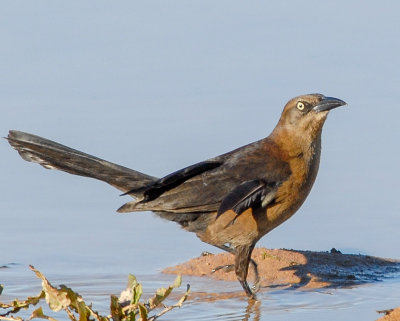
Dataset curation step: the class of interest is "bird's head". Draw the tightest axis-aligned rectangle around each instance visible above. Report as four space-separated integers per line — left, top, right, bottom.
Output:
272 94 346 143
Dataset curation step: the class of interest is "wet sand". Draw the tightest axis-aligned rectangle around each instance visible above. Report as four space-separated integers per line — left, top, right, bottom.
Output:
377 307 400 321
163 248 399 289
163 248 400 320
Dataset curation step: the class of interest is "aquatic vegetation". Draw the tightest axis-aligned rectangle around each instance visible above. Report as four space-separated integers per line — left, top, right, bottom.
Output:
0 266 189 321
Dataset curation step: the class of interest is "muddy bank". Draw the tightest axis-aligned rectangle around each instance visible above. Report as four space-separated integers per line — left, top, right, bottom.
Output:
377 307 400 321
164 248 400 319
163 248 400 290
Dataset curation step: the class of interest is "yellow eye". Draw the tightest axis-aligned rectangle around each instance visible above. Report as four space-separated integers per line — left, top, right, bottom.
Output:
297 102 305 110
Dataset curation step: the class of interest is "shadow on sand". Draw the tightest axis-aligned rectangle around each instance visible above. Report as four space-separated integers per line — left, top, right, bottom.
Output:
164 247 400 291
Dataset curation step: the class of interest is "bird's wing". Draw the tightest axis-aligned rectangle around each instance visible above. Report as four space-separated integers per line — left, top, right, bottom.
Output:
217 180 278 217
123 160 223 201
118 139 290 213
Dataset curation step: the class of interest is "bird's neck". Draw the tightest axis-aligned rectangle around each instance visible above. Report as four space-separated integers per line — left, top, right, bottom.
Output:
268 122 323 197
269 124 323 161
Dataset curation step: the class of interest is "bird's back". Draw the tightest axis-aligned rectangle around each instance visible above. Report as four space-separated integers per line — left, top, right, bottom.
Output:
118 138 291 214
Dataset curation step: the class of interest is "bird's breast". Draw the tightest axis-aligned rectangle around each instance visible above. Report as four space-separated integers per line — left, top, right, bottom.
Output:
261 139 322 234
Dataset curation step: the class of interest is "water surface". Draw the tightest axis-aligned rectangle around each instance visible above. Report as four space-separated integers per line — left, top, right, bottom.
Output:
2 263 400 321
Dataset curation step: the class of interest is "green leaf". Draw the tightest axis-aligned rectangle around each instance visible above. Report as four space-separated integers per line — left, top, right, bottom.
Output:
127 275 138 290
0 284 3 296
110 295 123 321
76 300 90 321
147 275 182 309
132 283 142 306
137 303 147 321
119 274 142 306
172 275 182 289
127 311 136 321
57 285 86 317
127 274 142 305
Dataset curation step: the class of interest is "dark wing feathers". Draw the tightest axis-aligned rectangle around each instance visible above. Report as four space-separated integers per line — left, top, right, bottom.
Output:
217 180 277 218
124 160 223 202
120 138 291 214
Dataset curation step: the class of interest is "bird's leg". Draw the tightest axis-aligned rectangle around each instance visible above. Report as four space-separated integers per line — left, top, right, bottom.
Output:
250 259 260 293
235 244 257 298
211 244 260 293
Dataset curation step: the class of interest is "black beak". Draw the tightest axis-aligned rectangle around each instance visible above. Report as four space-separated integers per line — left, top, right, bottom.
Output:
313 96 347 112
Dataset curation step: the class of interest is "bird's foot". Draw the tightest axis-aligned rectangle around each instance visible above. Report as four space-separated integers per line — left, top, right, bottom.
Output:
240 280 258 300
251 279 260 293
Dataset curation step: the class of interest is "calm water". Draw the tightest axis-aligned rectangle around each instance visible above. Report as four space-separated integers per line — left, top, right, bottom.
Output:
2 206 400 320
1 262 400 321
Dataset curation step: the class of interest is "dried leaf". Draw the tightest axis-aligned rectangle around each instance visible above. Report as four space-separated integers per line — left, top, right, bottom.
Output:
0 315 23 321
0 290 45 315
176 284 190 306
29 307 58 321
29 266 96 321
30 266 71 312
1 268 188 321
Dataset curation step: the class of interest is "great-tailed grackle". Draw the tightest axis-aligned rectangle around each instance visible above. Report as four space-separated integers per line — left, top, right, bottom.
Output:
6 93 346 297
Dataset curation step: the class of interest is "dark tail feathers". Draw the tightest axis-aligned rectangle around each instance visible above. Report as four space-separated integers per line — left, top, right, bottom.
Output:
7 130 157 193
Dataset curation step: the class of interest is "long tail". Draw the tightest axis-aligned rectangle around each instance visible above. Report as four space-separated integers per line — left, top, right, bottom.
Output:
7 130 157 193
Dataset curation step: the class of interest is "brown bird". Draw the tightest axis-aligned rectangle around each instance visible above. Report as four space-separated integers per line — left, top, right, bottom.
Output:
6 93 346 298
